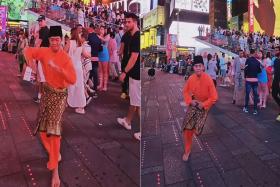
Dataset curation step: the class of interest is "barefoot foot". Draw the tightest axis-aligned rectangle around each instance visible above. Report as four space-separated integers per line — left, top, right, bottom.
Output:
51 168 60 187
182 153 190 162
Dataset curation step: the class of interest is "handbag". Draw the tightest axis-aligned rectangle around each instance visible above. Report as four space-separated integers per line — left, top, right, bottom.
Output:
23 66 33 81
182 105 208 136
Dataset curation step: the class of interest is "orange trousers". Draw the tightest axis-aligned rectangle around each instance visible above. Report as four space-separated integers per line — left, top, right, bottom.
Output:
40 132 61 170
183 129 195 155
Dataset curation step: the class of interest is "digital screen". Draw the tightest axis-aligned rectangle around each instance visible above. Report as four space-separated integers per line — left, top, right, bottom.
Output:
175 0 209 13
0 6 8 36
252 0 280 36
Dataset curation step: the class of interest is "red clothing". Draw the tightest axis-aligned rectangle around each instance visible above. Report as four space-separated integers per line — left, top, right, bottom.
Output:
24 47 76 89
183 72 218 110
40 132 61 170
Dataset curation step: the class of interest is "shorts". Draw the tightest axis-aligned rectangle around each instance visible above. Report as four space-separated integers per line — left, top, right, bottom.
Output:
38 61 46 82
221 69 227 77
129 77 140 107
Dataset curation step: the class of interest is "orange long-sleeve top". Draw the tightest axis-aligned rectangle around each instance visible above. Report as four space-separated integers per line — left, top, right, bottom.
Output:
183 72 218 110
23 47 76 89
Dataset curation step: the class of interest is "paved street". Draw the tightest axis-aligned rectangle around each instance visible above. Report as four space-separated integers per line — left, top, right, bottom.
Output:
0 51 139 187
141 69 280 187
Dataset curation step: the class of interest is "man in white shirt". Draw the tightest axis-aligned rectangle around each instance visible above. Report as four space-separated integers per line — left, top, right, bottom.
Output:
220 53 227 86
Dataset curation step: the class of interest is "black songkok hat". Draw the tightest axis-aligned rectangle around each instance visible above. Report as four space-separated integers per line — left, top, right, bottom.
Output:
49 26 63 38
193 55 204 65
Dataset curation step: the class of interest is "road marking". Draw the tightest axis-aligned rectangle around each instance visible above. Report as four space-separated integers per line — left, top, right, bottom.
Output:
21 116 34 139
4 103 11 119
0 111 6 130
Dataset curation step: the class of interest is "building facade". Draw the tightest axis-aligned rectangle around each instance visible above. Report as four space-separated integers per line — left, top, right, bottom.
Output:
209 0 227 29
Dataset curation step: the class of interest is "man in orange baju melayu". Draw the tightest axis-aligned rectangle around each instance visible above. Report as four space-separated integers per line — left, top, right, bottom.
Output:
182 55 218 161
24 26 76 187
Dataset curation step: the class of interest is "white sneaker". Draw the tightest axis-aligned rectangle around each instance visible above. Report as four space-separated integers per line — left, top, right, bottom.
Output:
75 108 85 114
117 118 131 130
134 132 141 141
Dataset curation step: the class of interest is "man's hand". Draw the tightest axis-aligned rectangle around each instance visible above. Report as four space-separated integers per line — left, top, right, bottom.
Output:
119 72 126 82
191 100 204 109
190 100 198 106
196 101 204 110
48 60 62 73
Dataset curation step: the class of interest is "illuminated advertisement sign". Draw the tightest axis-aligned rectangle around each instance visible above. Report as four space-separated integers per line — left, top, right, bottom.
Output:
0 6 8 36
252 0 280 36
166 34 177 60
143 6 165 30
242 12 249 33
175 0 209 13
227 0 232 22
249 0 254 33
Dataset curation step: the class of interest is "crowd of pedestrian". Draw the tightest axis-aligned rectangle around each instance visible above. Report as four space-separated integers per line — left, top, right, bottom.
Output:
200 48 280 119
181 46 280 163
31 0 128 29
10 5 138 118
204 27 280 55
1 2 141 187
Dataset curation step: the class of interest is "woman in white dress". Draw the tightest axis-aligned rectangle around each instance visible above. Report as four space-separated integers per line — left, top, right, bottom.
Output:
64 28 90 114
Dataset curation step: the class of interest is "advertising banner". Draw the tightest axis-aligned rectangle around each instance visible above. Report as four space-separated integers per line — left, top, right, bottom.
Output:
170 34 177 59
166 34 172 61
248 0 254 33
166 34 178 61
227 0 232 22
0 6 8 36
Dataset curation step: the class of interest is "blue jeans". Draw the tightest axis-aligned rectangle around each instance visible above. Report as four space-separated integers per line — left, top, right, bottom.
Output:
245 81 259 110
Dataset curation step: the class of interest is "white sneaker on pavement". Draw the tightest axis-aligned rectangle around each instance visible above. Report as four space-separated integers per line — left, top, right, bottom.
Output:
134 132 141 141
117 118 131 130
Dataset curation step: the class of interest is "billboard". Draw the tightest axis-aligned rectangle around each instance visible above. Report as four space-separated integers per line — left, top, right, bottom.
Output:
143 6 165 30
248 0 254 33
0 6 8 36
227 0 232 22
250 0 280 36
175 0 209 13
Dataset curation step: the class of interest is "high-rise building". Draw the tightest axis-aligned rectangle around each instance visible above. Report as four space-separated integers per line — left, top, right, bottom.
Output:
209 0 227 28
232 0 248 17
164 0 211 57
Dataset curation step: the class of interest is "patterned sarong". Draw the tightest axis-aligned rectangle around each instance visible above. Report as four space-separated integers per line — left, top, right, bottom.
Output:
182 106 208 136
35 84 67 136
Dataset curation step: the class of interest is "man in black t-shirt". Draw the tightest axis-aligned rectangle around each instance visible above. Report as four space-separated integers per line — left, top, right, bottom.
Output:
272 46 280 122
34 15 49 103
117 13 141 141
37 15 49 47
88 23 102 98
119 30 131 99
